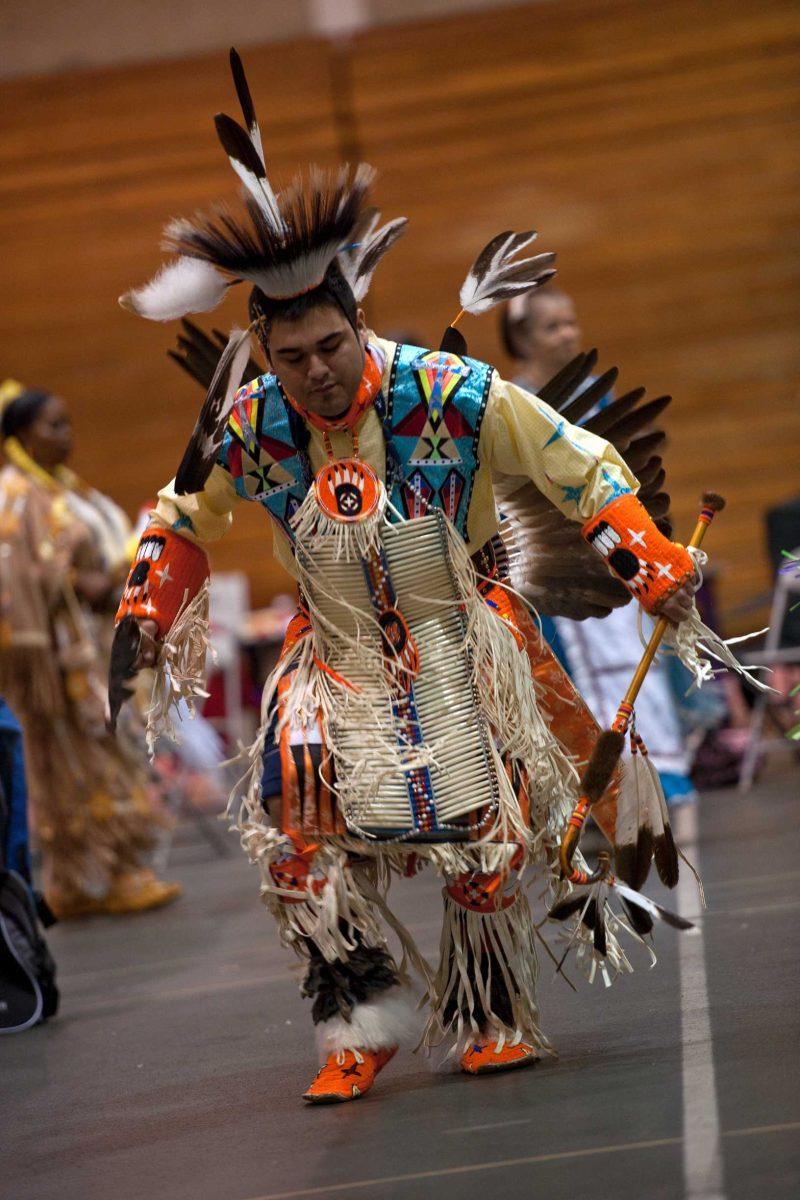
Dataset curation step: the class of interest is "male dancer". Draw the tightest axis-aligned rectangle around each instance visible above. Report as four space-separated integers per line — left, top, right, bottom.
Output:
113 51 709 1104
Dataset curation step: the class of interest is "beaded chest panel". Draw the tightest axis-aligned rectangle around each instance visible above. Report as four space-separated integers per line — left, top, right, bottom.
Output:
297 511 501 841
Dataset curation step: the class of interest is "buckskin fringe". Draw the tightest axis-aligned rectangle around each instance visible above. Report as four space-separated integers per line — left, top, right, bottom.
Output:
663 548 771 694
145 581 212 752
240 824 393 963
423 887 552 1058
290 478 387 562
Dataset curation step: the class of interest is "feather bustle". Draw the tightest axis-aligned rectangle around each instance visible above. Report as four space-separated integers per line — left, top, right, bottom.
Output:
168 318 263 392
537 350 596 407
557 367 619 424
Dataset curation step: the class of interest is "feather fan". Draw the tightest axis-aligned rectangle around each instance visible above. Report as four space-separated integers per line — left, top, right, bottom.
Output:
174 327 253 496
459 230 556 315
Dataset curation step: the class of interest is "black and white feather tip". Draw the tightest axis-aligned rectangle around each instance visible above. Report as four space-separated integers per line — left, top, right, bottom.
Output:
107 616 141 733
215 49 281 232
459 230 556 316
613 881 693 933
175 326 253 496
336 206 408 302
229 47 264 165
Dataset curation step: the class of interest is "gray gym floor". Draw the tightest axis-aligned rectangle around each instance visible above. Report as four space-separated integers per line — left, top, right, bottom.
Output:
3 762 799 1200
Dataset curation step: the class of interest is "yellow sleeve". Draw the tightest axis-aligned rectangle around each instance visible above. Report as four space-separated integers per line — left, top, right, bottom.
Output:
483 375 639 521
151 464 241 547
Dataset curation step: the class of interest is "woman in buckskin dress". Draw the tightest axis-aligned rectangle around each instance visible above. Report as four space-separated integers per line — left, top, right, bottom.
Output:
0 380 180 918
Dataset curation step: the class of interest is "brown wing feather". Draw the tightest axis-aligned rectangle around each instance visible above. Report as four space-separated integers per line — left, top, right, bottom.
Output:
168 318 264 391
537 350 598 408
498 358 675 620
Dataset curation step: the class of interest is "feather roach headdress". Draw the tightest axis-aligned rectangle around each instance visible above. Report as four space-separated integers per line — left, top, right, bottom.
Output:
121 49 404 324
120 48 408 494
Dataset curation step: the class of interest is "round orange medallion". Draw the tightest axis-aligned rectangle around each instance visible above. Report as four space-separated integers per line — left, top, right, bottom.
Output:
314 458 382 524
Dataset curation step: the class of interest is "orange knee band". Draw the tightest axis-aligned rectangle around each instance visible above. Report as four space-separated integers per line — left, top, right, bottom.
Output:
268 853 326 903
115 526 209 638
582 494 693 614
447 869 519 913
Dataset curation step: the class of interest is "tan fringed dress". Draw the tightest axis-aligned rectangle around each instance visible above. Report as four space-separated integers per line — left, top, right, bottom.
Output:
0 452 162 908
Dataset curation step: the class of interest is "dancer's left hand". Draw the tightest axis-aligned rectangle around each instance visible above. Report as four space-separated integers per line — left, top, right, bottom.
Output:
658 576 698 624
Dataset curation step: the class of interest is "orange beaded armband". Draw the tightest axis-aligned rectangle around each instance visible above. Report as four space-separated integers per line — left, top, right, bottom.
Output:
582 494 694 614
115 526 209 639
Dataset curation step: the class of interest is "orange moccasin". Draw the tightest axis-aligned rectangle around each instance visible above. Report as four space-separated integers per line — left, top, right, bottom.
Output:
460 1038 538 1075
303 1046 397 1104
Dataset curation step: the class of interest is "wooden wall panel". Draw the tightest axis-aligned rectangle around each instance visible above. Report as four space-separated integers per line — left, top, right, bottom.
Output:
1 0 798 631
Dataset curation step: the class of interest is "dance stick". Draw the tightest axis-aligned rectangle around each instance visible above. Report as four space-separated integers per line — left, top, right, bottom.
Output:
558 491 726 884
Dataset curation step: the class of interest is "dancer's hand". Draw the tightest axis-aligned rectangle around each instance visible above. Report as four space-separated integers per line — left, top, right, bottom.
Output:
134 618 160 669
658 576 697 624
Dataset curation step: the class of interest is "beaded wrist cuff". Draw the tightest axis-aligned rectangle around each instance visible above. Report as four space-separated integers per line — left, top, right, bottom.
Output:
115 527 209 638
582 494 693 614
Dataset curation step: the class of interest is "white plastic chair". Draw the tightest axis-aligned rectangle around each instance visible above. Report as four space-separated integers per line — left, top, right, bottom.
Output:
208 571 251 747
738 551 800 790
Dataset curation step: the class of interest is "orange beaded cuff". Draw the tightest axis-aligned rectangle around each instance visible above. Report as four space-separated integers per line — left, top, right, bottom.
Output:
582 494 694 614
115 527 210 638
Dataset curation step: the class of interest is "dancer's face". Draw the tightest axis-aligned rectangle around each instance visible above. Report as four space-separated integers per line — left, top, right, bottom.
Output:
268 305 368 420
21 395 73 468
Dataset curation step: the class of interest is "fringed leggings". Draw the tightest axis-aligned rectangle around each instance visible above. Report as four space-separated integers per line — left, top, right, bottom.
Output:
264 843 548 1058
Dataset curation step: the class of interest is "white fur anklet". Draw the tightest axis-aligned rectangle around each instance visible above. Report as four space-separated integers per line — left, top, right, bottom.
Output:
315 986 420 1061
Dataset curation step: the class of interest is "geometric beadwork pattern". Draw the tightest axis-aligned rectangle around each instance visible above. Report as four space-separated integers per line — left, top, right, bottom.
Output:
216 342 494 547
385 344 494 540
217 375 309 540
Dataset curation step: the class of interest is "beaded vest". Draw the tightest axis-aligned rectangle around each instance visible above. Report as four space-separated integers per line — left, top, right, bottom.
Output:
217 343 494 544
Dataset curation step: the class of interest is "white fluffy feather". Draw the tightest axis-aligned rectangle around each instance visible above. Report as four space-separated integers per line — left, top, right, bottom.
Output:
120 257 228 322
315 987 420 1060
